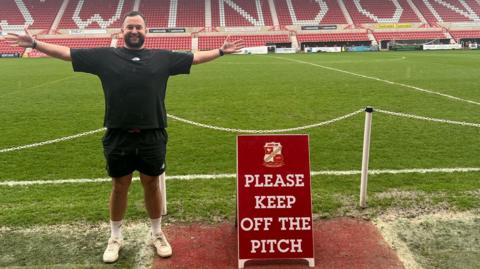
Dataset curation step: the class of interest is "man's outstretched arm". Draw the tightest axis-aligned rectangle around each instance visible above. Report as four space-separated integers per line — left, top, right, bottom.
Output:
193 36 244 65
1 26 71 61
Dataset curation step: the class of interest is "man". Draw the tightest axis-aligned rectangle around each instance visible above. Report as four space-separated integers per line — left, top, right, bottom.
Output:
2 11 244 263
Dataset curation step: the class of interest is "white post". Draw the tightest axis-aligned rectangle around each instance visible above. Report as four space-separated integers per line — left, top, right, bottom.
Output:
159 172 167 215
360 107 373 208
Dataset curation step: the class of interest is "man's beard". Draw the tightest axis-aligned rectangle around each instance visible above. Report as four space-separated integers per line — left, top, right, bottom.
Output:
124 33 145 49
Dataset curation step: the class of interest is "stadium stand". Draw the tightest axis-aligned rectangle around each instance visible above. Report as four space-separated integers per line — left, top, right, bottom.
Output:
275 0 348 26
117 36 192 50
24 37 112 57
1 0 480 54
412 0 480 23
198 34 290 50
449 30 480 41
373 30 447 41
58 0 135 29
343 0 422 24
0 41 24 54
30 0 63 30
138 0 170 28
23 0 63 30
211 0 273 27
176 0 206 28
297 32 370 43
0 0 62 31
36 37 112 48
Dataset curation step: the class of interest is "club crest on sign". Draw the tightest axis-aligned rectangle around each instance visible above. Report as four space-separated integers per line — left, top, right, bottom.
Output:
263 142 284 168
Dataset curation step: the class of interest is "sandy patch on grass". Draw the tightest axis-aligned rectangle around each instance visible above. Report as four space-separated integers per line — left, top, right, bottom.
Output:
375 211 480 269
0 221 164 269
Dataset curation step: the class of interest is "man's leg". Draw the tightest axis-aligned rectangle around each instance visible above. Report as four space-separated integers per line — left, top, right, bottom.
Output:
103 174 133 263
140 173 172 258
110 174 133 221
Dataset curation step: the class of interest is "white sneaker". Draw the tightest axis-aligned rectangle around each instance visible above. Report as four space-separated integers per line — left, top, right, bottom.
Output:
103 237 123 263
151 232 172 258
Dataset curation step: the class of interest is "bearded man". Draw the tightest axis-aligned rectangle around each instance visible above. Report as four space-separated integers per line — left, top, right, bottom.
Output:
3 10 244 263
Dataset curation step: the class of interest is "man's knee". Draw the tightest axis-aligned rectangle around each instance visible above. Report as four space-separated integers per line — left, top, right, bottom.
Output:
140 174 159 189
112 175 132 193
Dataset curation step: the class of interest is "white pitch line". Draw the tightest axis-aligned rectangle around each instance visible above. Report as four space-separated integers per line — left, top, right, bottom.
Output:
0 75 77 98
273 57 480 107
1 168 479 186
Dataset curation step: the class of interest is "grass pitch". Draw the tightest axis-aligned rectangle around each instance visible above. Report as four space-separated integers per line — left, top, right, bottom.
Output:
1 51 480 268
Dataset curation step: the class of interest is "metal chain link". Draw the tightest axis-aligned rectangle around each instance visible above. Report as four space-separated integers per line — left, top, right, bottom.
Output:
0 128 106 154
2 108 478 154
376 109 480 128
0 110 363 154
166 109 364 133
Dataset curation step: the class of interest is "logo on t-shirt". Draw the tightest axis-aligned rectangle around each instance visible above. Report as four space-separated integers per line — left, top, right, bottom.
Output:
131 57 141 62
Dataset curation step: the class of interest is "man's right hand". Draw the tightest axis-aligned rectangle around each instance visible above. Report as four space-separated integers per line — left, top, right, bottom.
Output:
2 26 35 48
1 25 71 61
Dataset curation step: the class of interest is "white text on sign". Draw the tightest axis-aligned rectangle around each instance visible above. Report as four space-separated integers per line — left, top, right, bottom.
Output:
240 217 312 231
279 217 311 231
255 195 296 209
250 239 303 253
244 174 305 188
240 217 273 231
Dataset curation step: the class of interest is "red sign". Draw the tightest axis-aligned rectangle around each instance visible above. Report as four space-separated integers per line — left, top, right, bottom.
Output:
237 135 314 268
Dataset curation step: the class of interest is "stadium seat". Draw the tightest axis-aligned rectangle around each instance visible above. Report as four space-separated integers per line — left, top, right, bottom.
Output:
296 32 370 43
449 30 480 41
117 36 192 50
0 0 62 31
373 31 447 41
58 0 135 30
198 34 290 50
343 0 422 24
412 0 480 23
211 0 273 27
34 37 112 49
275 0 348 25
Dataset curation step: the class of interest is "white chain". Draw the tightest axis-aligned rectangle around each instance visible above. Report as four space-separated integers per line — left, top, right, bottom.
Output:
376 109 480 128
166 109 364 133
0 110 362 154
0 128 106 154
1 107 478 154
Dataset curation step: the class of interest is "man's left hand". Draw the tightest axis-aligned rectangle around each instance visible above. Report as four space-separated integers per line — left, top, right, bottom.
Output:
221 36 245 54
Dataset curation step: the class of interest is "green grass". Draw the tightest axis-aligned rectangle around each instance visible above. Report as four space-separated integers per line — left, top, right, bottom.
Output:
1 51 480 223
1 50 480 268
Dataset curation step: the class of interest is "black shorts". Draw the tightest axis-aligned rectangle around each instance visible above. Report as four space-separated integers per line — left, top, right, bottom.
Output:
102 128 168 178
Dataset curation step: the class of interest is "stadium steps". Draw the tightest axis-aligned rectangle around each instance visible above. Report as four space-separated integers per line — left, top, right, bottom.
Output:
267 0 280 29
191 35 198 51
289 32 299 50
49 0 70 34
205 0 212 28
168 0 178 28
133 0 140 11
110 37 117 48
367 29 377 46
337 0 354 25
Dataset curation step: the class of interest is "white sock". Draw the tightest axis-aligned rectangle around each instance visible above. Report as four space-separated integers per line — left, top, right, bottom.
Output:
110 220 123 239
151 217 162 235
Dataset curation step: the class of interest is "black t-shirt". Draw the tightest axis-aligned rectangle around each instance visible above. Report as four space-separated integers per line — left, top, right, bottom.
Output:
71 47 193 129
